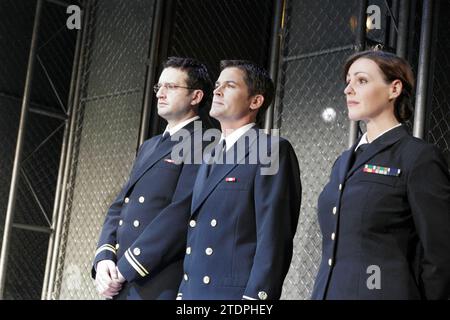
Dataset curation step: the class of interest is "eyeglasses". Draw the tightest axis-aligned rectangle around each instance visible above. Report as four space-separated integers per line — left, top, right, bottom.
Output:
153 83 195 93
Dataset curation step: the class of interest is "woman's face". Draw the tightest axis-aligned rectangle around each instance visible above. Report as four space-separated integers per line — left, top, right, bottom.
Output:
344 58 400 123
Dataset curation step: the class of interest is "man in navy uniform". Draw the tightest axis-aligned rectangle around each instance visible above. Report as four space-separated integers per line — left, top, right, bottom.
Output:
92 57 212 299
177 60 301 300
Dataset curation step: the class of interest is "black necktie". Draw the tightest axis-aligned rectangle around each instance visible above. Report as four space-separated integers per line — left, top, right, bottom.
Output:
156 131 170 148
352 143 369 168
207 139 226 177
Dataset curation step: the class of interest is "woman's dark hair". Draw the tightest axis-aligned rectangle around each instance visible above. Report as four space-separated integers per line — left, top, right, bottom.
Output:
344 50 415 122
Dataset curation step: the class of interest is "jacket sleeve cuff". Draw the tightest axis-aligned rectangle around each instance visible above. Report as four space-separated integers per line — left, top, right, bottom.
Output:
116 248 150 282
91 244 117 278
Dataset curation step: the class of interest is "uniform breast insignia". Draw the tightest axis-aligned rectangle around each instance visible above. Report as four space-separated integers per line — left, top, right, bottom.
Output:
363 164 401 176
225 177 237 182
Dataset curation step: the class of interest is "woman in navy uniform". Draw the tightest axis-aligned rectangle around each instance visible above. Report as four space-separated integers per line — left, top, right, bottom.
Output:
312 50 450 300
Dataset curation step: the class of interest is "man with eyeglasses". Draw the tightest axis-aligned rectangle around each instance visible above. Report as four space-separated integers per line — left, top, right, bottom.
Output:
92 57 212 300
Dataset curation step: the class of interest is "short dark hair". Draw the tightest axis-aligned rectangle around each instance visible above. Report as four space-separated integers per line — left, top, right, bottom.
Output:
163 57 212 109
344 50 415 123
220 60 275 122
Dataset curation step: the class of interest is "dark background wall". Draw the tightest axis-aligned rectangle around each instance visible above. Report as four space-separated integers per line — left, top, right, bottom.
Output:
0 0 76 299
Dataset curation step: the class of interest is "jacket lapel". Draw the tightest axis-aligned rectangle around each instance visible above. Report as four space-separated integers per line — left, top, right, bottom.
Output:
128 120 199 190
190 127 259 215
345 125 408 179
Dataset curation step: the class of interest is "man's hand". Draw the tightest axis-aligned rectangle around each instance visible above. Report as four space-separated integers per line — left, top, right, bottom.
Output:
116 267 126 283
95 260 123 299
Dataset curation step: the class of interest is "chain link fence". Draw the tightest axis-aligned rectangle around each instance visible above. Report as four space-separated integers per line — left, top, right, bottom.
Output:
0 0 76 299
427 0 450 168
51 0 155 300
276 0 360 300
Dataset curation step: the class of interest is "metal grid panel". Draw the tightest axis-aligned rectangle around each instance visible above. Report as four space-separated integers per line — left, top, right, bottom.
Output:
166 0 273 129
57 95 143 299
169 0 273 79
82 1 154 97
32 2 77 112
53 0 155 299
427 0 450 168
0 0 34 240
0 0 77 299
4 229 50 300
277 0 358 300
0 99 20 240
13 113 65 226
0 0 35 96
284 0 358 57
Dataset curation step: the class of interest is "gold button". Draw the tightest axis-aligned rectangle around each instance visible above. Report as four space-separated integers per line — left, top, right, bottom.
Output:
189 220 196 228
205 248 213 256
133 248 141 256
331 233 336 240
203 276 210 284
328 258 333 266
139 196 145 203
124 197 129 203
133 220 140 227
115 243 120 250
332 207 337 215
186 247 191 255
210 219 217 227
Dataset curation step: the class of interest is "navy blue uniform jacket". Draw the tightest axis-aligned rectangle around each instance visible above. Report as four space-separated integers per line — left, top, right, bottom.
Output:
92 120 203 299
177 127 302 300
312 125 450 300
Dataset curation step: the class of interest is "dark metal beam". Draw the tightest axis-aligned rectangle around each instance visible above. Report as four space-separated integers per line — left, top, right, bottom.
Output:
44 0 90 300
396 0 411 58
139 0 165 147
349 0 368 148
0 0 44 299
413 0 434 138
264 0 284 132
12 223 52 234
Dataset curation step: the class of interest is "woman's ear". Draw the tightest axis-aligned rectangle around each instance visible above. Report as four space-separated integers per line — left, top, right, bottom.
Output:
389 79 403 100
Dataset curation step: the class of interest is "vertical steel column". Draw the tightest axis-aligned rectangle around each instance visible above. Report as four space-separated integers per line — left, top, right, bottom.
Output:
389 0 400 50
396 0 411 58
348 0 368 148
264 0 284 133
149 0 175 138
413 0 433 139
40 7 83 300
0 0 44 299
139 0 164 147
45 0 91 300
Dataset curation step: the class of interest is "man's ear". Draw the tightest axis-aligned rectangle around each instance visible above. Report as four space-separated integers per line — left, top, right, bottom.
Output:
389 79 403 100
249 94 264 111
191 90 204 106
